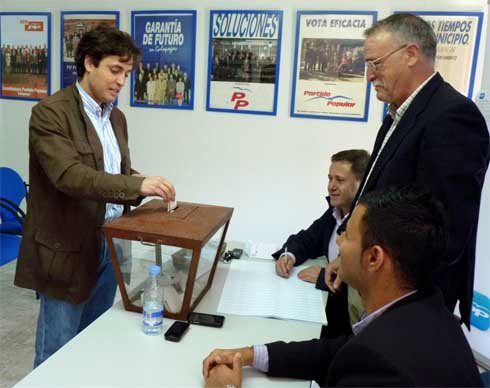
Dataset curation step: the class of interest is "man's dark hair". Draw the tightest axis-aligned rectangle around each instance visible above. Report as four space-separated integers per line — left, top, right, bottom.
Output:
331 149 370 181
358 188 448 289
75 26 141 78
364 13 437 62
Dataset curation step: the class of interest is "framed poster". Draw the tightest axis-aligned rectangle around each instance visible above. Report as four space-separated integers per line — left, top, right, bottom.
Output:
60 11 119 89
131 10 196 110
381 11 484 121
206 10 283 115
0 12 51 100
404 11 483 98
291 11 377 121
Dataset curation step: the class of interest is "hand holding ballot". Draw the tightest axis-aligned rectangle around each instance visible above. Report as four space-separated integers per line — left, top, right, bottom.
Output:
138 175 176 202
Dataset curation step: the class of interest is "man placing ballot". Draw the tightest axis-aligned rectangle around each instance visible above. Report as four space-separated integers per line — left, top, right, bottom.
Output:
15 26 176 367
203 189 482 388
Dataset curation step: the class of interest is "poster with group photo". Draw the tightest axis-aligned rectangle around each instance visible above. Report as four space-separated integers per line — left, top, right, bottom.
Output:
406 11 483 99
131 10 196 110
291 11 376 121
60 11 119 89
206 10 283 115
0 12 51 100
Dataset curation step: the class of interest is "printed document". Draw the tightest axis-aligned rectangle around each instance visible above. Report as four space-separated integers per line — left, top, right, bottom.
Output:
218 259 327 324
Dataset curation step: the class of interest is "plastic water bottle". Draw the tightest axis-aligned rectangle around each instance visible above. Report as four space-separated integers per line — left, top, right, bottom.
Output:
142 265 164 335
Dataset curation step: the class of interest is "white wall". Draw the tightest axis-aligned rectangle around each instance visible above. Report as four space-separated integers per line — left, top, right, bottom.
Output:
0 0 487 246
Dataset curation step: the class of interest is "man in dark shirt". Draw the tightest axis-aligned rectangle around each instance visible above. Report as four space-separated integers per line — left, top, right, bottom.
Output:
203 189 482 388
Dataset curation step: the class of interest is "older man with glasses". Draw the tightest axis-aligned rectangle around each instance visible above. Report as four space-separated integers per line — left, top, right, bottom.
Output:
324 13 489 331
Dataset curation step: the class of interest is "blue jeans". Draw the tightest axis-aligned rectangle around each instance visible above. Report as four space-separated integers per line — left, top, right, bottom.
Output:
34 237 118 367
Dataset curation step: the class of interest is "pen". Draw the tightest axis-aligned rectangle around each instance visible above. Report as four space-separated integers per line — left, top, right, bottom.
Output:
284 246 289 274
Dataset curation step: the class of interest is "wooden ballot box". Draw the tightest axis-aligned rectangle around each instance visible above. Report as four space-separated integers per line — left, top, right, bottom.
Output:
102 199 233 320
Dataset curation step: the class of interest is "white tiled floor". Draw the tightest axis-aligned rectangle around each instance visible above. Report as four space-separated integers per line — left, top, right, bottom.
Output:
0 260 37 388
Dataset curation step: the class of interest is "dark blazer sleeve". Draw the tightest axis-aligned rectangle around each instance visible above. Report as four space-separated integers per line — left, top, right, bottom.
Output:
266 335 349 386
271 208 335 266
326 342 413 387
266 337 413 387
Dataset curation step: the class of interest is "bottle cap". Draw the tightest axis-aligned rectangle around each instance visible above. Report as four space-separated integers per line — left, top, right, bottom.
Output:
149 265 161 276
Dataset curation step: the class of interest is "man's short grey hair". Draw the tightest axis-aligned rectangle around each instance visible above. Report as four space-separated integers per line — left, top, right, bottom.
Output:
364 13 437 62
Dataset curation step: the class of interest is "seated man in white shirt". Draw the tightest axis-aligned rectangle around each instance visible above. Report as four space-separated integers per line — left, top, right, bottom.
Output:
272 149 369 337
273 149 369 287
202 188 482 388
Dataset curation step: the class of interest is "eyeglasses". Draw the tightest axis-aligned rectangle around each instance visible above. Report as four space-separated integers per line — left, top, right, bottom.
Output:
365 44 408 72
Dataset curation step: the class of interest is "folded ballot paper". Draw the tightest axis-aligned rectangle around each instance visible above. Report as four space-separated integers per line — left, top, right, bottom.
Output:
167 199 177 213
218 259 327 325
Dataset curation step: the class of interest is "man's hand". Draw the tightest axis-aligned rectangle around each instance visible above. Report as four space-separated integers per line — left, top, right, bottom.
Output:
204 352 243 388
325 256 343 293
297 265 321 283
275 254 294 278
139 176 176 202
202 347 253 378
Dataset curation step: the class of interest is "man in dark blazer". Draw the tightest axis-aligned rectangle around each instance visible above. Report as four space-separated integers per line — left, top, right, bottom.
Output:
272 149 370 337
14 27 176 367
203 189 482 387
325 13 489 328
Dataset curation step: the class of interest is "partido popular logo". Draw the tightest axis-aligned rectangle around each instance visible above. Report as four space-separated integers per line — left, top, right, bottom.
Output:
303 90 356 108
471 291 490 331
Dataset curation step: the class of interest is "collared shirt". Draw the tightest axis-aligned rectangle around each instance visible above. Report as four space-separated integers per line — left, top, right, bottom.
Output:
281 205 347 265
351 290 417 335
76 82 123 222
327 206 349 261
358 72 437 198
252 290 418 372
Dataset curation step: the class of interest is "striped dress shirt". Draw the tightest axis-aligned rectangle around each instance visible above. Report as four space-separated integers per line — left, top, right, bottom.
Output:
76 82 123 222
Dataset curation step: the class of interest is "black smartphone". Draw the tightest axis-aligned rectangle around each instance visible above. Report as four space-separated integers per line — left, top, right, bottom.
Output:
164 321 190 342
187 312 225 328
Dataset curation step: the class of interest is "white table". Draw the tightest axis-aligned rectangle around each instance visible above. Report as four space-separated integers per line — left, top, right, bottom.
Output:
14 260 323 388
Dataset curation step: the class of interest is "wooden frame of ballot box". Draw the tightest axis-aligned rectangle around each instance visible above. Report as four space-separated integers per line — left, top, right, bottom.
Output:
102 199 233 321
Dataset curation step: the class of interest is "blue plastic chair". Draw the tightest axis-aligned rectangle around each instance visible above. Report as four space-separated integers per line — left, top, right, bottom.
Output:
0 233 21 266
0 167 27 235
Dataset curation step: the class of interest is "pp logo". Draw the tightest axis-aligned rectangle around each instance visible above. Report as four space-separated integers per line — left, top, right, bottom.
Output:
471 291 490 331
230 92 249 110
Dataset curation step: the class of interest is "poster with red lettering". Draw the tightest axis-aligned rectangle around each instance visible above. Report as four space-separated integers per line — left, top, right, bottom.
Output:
0 13 51 101
291 11 376 121
206 10 283 116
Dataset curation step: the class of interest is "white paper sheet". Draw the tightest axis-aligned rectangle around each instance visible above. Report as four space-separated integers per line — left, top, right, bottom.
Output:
244 240 279 259
218 259 327 324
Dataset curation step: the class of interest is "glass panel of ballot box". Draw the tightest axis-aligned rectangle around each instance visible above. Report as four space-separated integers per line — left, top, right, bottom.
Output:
102 199 233 320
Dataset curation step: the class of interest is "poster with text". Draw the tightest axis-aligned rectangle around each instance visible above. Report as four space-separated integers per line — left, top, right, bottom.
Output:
131 10 196 110
206 10 283 115
60 12 119 89
0 13 51 100
408 12 483 98
291 11 376 121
